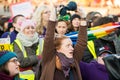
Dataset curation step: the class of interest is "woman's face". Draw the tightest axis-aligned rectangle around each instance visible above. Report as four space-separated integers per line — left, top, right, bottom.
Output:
6 57 20 77
72 18 80 28
13 16 26 31
56 21 68 35
57 38 74 58
42 9 51 22
23 26 36 37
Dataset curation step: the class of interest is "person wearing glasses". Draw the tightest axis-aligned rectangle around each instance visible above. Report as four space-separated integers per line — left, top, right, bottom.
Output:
0 51 24 80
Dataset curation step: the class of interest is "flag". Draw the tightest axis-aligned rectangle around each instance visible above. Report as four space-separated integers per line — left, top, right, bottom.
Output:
66 22 120 44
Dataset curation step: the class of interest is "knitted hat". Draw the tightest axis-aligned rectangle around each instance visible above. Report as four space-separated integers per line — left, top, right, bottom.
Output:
70 14 81 22
0 51 17 66
20 19 36 31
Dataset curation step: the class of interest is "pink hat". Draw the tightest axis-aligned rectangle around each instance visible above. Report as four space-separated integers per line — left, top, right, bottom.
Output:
20 19 36 31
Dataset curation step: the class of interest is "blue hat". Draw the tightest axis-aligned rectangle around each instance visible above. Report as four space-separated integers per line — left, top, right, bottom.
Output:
0 51 17 66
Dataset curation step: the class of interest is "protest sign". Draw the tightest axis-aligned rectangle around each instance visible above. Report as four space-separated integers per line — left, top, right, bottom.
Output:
0 38 10 51
10 1 33 18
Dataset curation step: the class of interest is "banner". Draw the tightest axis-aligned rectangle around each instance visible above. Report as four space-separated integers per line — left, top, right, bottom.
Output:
66 22 120 44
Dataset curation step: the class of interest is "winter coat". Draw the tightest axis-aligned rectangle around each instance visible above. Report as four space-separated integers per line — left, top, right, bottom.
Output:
40 21 87 80
80 61 109 80
0 72 24 80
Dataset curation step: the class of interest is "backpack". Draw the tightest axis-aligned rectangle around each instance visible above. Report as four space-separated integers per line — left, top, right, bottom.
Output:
103 54 120 80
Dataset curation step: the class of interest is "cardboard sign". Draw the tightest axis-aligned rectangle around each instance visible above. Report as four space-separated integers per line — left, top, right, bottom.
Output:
10 1 33 18
0 38 10 51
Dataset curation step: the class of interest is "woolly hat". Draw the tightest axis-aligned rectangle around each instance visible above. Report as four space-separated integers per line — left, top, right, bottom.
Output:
70 14 81 22
0 51 17 66
20 19 36 31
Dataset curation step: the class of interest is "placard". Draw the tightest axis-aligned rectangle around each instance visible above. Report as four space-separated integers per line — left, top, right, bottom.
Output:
10 1 33 18
0 38 10 51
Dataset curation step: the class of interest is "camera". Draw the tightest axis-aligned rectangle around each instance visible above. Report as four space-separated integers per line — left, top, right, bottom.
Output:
59 1 77 16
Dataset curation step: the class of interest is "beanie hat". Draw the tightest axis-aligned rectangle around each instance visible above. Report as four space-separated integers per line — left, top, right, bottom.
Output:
20 19 36 31
70 14 81 22
0 51 17 66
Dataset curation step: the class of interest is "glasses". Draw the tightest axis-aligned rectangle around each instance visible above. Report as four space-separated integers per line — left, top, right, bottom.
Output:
9 59 19 64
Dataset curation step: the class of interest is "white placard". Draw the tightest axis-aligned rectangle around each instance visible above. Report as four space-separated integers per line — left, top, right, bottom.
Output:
0 38 10 44
0 38 10 51
10 1 33 18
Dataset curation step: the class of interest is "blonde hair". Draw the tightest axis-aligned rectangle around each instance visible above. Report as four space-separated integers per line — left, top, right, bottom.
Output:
32 4 49 35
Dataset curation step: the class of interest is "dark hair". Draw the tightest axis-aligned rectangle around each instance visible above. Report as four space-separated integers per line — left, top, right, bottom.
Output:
111 15 118 22
70 14 81 22
68 14 81 32
86 11 102 28
86 11 102 21
0 17 10 27
93 16 114 27
12 14 24 23
6 22 14 32
0 62 10 75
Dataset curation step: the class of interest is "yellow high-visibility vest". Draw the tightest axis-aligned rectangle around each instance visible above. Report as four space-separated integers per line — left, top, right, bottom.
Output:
87 40 97 59
10 39 44 80
13 39 41 57
19 70 35 80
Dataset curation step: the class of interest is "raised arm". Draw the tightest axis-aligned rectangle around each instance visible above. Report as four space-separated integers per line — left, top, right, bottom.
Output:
42 5 57 65
73 21 87 62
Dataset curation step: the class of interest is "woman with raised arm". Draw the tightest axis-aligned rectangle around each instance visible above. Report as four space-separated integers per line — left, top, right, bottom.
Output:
39 3 87 80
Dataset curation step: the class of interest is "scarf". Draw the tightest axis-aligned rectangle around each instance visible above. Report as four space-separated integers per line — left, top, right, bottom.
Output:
56 52 74 77
16 32 39 47
0 72 14 80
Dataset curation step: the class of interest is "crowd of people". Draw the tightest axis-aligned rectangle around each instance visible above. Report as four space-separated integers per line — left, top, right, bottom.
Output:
0 1 120 80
